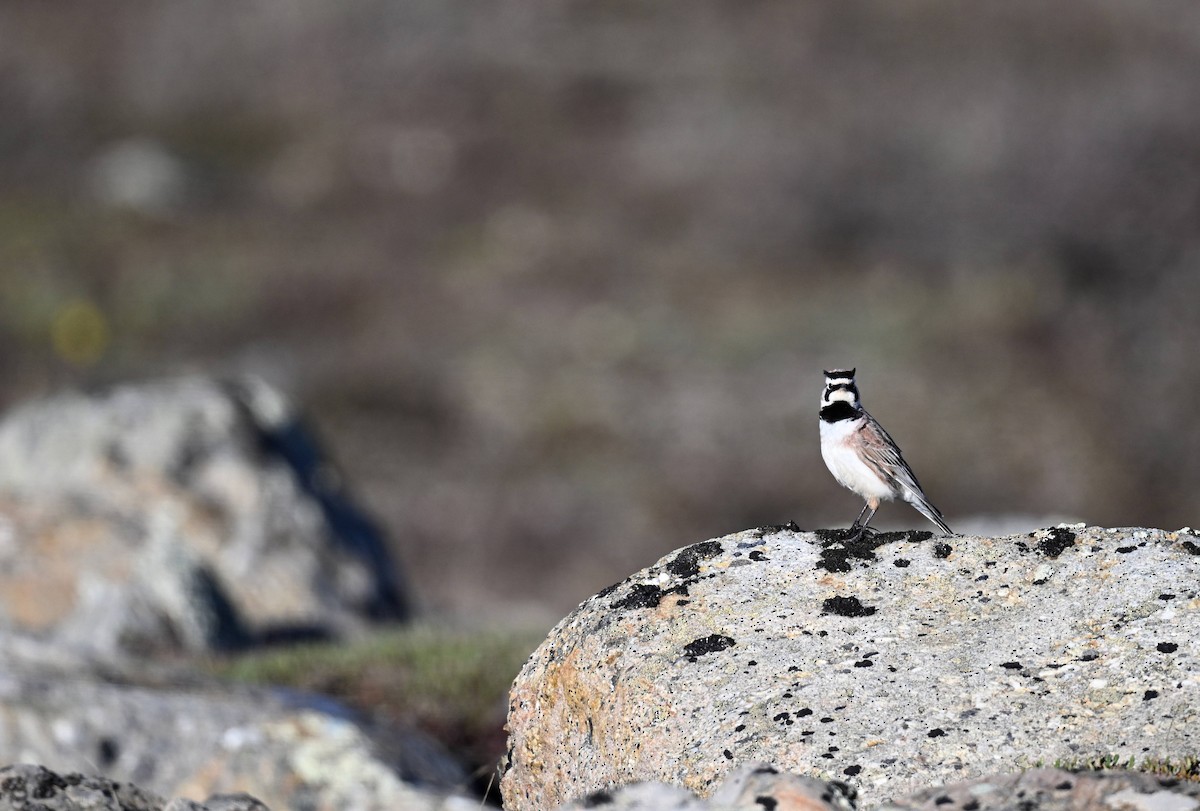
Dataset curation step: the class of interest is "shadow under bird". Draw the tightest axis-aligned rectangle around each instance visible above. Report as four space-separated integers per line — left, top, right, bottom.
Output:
819 368 953 539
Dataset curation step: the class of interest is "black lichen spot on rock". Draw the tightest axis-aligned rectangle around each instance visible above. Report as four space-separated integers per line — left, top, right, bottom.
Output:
1157 642 1178 653
735 723 746 732
928 728 946 737
1182 541 1200 555
685 634 736 658
749 550 769 562
756 797 779 810
1036 528 1076 558
724 749 734 760
817 533 881 573
814 528 851 543
830 782 858 804
822 595 877 617
1001 661 1022 670
612 583 687 610
31 770 68 799
581 789 614 807
1078 650 1099 662
1159 593 1176 601
933 543 953 559
854 659 873 667
844 764 862 776
773 712 790 722
753 766 780 775
1055 781 1074 791
595 581 621 600
755 521 801 537
894 558 911 568
666 541 725 579
879 529 933 544
816 529 932 574
797 707 813 717
1116 545 1137 554
1144 690 1159 700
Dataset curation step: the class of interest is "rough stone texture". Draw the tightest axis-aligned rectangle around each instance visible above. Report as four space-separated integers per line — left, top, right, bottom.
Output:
554 781 708 810
557 764 851 811
0 763 266 811
502 525 1200 810
879 768 1200 811
0 634 469 811
708 764 857 811
0 376 408 656
556 767 1200 811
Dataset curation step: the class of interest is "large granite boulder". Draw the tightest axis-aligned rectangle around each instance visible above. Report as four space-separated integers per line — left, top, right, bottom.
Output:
502 524 1200 810
0 634 470 811
0 376 408 656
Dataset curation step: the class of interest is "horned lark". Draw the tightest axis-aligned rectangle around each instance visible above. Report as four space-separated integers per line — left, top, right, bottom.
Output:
819 368 953 538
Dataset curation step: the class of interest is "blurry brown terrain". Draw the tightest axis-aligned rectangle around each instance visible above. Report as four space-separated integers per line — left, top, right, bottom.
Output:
2 0 1199 626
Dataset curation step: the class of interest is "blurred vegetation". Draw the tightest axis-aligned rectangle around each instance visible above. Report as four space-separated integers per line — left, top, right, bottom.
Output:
208 624 544 795
2 0 1200 626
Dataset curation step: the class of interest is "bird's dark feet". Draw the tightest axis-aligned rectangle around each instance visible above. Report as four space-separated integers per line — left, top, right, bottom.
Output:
844 523 877 543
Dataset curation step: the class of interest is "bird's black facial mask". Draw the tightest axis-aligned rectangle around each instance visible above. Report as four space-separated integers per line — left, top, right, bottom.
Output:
821 368 860 419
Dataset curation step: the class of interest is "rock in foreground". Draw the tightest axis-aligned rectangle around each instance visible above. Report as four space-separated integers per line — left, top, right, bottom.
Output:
0 763 266 811
502 525 1200 809
552 766 1200 811
0 636 470 811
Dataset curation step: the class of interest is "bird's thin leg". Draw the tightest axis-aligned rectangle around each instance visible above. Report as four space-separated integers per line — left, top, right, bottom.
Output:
847 502 879 542
848 503 871 531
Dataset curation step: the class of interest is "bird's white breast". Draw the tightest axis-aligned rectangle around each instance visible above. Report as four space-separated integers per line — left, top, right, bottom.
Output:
819 417 895 501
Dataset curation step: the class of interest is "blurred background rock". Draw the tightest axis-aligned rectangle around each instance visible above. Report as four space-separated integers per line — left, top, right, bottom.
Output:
2 0 1199 628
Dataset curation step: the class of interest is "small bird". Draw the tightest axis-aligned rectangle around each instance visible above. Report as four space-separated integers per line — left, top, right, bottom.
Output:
819 368 953 538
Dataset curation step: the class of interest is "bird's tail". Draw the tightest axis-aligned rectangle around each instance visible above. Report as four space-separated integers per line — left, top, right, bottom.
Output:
905 490 954 535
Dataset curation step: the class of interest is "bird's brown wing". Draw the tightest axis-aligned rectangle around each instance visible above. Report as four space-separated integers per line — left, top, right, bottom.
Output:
858 410 953 534
856 412 924 496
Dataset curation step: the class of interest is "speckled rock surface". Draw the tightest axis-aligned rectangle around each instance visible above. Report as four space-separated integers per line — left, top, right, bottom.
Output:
555 763 857 811
552 767 1200 811
0 763 267 811
554 781 708 810
709 764 857 811
0 376 408 657
880 767 1200 811
502 525 1200 810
